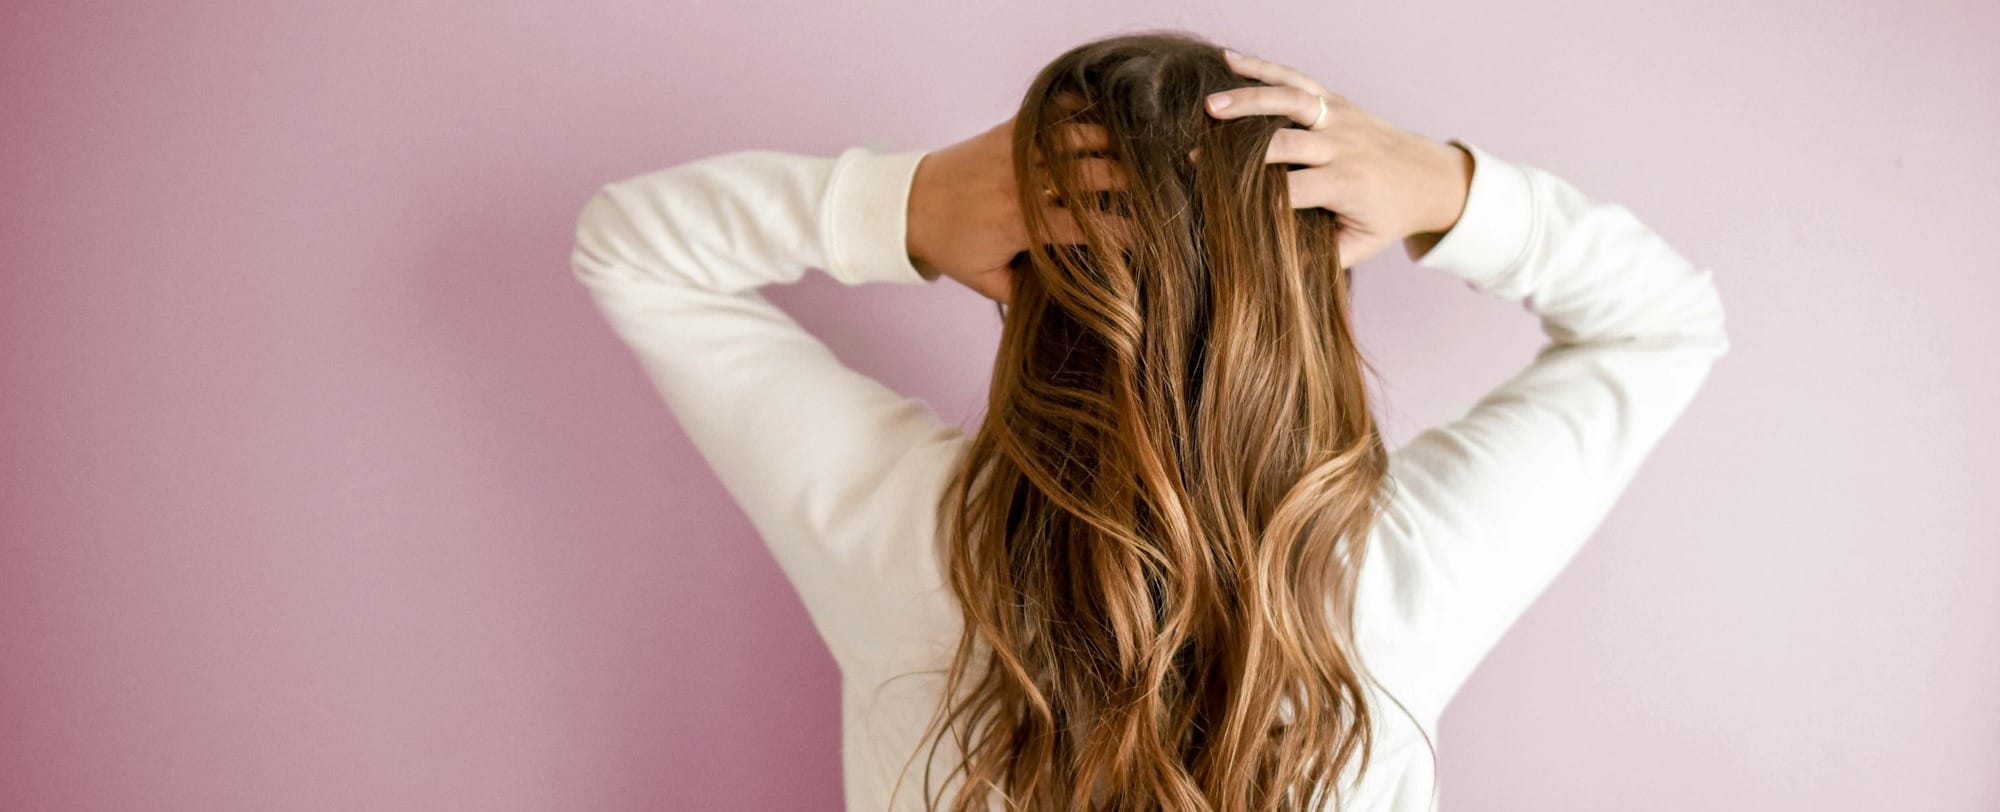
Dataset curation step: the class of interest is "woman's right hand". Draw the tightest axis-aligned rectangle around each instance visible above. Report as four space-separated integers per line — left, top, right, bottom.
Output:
907 116 1126 305
1200 48 1474 270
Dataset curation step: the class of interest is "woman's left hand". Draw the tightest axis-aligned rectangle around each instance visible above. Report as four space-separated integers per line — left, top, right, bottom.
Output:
1200 48 1473 271
905 115 1125 305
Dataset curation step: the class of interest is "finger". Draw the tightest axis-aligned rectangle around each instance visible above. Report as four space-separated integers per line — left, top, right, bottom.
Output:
1220 48 1330 98
1032 161 1129 214
1205 84 1327 131
1037 205 1090 245
1036 205 1136 247
1064 156 1129 193
1284 166 1337 210
1033 123 1113 164
1265 128 1337 167
1055 122 1111 153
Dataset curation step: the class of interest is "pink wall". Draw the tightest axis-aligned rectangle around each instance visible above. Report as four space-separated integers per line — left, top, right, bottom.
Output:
3 2 1994 809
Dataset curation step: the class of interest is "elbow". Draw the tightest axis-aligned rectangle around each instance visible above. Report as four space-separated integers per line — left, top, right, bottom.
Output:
569 183 640 286
1692 267 1732 361
1569 265 1732 362
1647 272 1731 364
1638 259 1731 362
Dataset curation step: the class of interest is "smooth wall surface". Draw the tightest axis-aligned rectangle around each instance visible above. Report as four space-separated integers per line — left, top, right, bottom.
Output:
3 2 1994 809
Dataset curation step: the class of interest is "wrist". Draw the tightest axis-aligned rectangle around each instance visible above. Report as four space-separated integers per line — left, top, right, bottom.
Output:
904 154 943 281
1420 140 1474 236
1399 140 1473 263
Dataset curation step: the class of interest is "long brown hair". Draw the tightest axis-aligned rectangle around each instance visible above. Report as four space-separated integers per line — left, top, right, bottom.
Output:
897 30 1401 810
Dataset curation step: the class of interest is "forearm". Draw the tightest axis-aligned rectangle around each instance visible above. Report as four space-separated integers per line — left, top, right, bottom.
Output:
1361 139 1730 719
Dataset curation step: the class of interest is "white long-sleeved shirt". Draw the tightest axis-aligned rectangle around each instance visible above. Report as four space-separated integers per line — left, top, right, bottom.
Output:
568 138 1730 810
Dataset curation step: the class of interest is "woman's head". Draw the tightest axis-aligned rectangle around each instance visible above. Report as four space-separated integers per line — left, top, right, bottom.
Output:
902 30 1399 810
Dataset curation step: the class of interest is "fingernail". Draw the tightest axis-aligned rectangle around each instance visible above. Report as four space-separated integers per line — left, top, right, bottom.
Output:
1207 93 1231 111
1223 48 1241 60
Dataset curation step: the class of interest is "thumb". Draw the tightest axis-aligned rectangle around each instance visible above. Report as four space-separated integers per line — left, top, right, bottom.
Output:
1335 230 1387 272
955 263 1015 306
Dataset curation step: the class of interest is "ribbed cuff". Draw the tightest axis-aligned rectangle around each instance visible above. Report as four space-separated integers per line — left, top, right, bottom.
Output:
823 146 933 286
1414 139 1538 293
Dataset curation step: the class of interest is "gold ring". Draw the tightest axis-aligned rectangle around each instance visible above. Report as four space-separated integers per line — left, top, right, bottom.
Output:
1308 95 1328 130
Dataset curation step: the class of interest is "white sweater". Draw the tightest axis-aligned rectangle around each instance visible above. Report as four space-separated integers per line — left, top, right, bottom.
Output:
568 138 1730 810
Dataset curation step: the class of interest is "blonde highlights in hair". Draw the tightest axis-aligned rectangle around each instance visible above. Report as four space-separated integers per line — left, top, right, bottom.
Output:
892 30 1406 811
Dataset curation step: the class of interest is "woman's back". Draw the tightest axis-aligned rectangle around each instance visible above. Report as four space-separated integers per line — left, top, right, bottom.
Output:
568 124 1727 806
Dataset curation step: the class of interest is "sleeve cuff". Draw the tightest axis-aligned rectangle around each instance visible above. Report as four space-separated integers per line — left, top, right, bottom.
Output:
822 146 934 286
1414 139 1538 293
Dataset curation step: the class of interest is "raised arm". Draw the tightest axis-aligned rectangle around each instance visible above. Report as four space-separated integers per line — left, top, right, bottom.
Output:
1354 139 1732 724
568 147 966 674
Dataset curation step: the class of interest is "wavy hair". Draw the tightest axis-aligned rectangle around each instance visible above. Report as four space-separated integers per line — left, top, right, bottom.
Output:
894 30 1404 810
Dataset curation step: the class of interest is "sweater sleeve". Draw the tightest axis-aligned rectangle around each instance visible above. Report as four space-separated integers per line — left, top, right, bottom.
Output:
568 146 965 673
1354 140 1732 724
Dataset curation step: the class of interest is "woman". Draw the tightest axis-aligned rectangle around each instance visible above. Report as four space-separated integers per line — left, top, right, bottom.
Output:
568 31 1729 812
